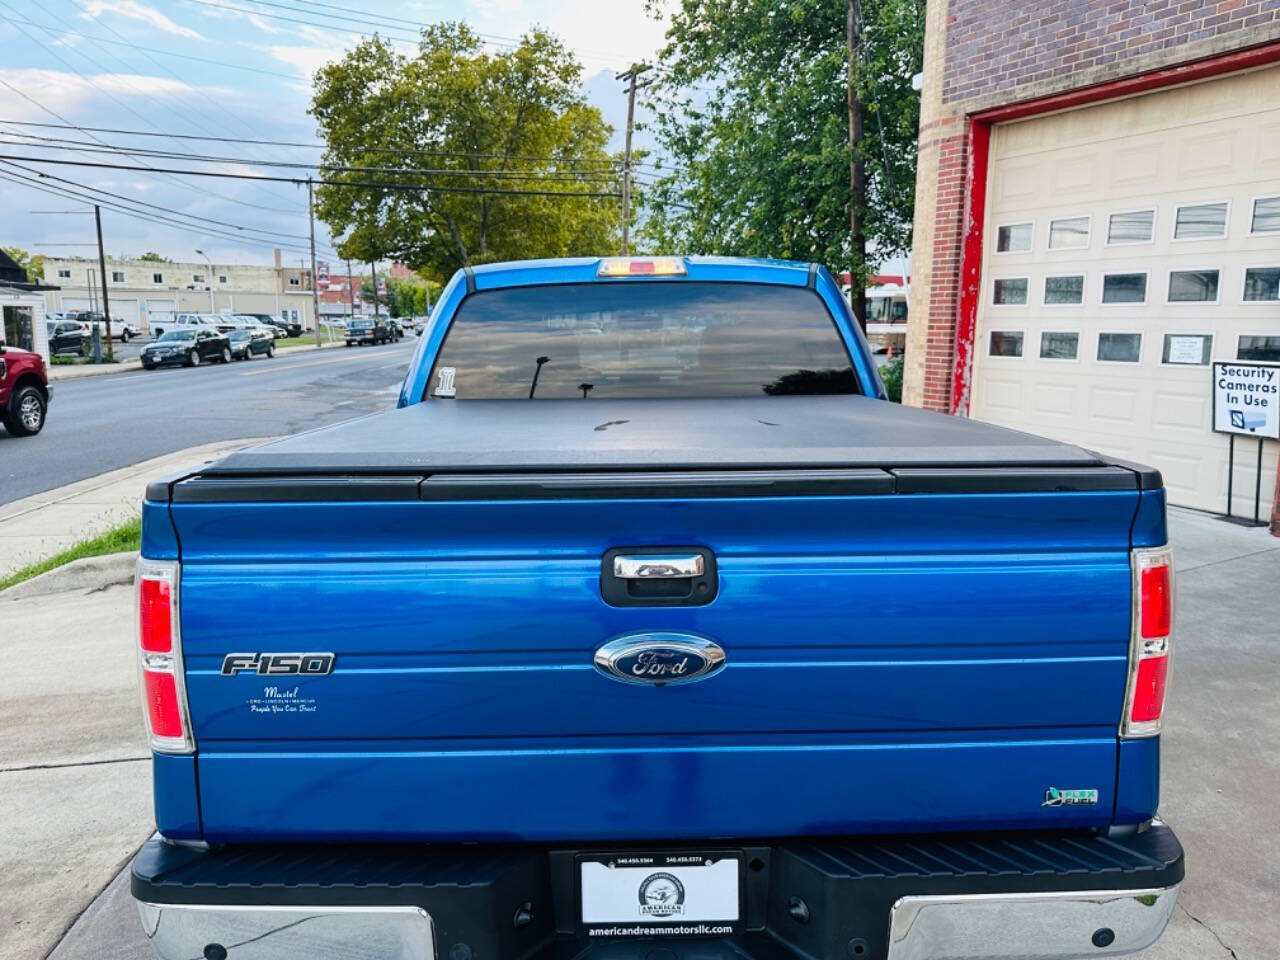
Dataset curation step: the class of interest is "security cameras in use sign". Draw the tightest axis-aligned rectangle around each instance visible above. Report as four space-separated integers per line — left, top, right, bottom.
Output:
1212 361 1280 439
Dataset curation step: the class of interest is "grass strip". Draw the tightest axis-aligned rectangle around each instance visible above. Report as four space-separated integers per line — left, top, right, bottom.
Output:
0 515 141 592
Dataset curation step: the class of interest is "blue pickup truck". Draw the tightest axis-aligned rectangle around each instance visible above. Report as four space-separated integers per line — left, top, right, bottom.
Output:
131 256 1181 960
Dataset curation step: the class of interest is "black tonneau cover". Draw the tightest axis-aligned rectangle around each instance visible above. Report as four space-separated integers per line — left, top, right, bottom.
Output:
206 396 1112 473
154 397 1160 501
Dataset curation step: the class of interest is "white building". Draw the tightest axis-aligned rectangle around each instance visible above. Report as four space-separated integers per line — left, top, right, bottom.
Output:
41 249 319 332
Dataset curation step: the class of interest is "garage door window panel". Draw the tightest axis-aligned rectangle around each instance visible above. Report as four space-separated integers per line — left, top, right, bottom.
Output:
1039 331 1079 361
988 331 1024 358
1238 336 1280 362
1166 269 1220 304
1106 209 1156 246
1250 196 1280 235
1048 216 1091 250
1044 275 1085 306
1173 201 1229 240
992 277 1029 306
1161 334 1213 366
1102 273 1149 304
995 222 1034 253
1097 333 1142 364
1242 267 1280 302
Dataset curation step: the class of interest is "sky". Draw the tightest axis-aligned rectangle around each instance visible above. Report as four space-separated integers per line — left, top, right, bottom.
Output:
0 0 669 271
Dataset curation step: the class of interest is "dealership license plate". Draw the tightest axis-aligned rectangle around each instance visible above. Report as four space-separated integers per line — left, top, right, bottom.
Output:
579 852 742 937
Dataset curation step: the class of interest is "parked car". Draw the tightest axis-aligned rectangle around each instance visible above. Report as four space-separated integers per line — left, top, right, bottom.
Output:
0 341 49 436
149 313 206 338
232 315 280 339
82 313 140 342
345 316 391 346
251 313 301 337
227 328 275 361
413 315 428 335
132 257 1183 960
140 328 232 368
46 320 85 356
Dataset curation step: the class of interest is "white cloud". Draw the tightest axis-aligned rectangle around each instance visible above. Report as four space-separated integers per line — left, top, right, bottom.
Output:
79 0 202 39
542 2 667 72
0 68 236 120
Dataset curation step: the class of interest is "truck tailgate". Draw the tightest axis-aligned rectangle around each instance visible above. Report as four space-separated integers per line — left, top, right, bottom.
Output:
168 472 1141 842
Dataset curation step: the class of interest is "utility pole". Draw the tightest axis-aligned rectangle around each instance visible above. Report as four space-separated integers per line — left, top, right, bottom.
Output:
846 0 867 332
94 205 113 360
346 258 354 322
616 63 649 256
307 177 322 347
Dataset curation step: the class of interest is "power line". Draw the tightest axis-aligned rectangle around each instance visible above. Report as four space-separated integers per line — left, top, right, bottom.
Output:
0 119 659 170
0 157 337 246
0 4 300 216
0 13 300 80
0 134 624 182
1 167 335 257
0 168 325 257
7 0 305 213
0 154 623 197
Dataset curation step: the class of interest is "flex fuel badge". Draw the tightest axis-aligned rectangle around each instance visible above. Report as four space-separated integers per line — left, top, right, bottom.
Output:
1042 787 1099 807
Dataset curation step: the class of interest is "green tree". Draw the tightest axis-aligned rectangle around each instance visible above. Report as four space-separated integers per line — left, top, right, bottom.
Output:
641 0 923 292
3 246 44 283
311 24 622 283
137 251 171 262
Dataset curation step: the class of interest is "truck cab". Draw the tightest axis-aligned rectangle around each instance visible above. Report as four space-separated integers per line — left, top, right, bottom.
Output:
130 257 1182 960
0 340 49 436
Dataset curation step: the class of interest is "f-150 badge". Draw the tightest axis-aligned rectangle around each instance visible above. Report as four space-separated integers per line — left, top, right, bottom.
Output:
594 633 725 686
220 652 336 676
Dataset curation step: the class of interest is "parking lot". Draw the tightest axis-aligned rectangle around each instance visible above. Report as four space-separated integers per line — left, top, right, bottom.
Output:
1 506 1275 960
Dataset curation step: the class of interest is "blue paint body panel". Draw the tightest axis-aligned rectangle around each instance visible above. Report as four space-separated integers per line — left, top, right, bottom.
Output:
141 499 178 560
148 257 1167 843
152 754 201 840
169 490 1152 842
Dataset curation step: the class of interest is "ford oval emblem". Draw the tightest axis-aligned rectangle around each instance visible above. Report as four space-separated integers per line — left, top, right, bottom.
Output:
594 632 726 686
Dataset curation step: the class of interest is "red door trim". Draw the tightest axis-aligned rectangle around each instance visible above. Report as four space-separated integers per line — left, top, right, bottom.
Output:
949 38 1280 416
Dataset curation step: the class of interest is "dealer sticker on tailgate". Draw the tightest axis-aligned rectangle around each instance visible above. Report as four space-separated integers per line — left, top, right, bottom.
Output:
579 852 742 937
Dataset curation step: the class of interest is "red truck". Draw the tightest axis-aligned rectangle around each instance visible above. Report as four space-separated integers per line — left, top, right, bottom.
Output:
0 342 49 436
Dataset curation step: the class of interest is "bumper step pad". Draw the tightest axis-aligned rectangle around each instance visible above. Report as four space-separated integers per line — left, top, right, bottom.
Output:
133 824 1183 960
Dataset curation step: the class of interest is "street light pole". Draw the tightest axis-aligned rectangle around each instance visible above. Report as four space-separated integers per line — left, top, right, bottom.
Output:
195 249 215 312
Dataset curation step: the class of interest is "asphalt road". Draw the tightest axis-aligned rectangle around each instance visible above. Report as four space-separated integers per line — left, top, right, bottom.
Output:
0 337 419 506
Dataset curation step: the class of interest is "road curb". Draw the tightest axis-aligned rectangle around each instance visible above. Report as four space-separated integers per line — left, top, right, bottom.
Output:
48 358 142 382
0 550 137 601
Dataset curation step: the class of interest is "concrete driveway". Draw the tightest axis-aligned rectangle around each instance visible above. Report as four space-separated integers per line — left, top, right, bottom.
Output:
2 506 1276 960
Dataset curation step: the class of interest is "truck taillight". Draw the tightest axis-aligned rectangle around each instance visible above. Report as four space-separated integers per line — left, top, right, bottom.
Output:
1123 546 1173 737
136 559 194 753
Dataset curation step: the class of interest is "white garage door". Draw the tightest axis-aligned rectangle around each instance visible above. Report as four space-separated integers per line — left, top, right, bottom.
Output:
60 297 93 314
970 64 1280 518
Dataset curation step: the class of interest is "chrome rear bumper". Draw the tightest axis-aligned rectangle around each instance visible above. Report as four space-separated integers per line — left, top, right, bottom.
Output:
136 902 435 960
887 885 1180 960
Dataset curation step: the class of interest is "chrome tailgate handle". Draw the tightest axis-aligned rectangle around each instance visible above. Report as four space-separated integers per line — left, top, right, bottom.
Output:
613 554 706 579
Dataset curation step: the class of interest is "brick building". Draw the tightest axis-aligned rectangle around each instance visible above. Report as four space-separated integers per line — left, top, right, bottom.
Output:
905 2 1280 532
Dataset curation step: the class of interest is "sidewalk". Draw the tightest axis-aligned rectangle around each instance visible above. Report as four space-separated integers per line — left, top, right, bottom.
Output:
0 439 267 579
47 337 344 382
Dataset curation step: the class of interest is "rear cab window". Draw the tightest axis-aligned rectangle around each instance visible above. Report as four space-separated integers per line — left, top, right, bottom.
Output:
428 282 861 400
